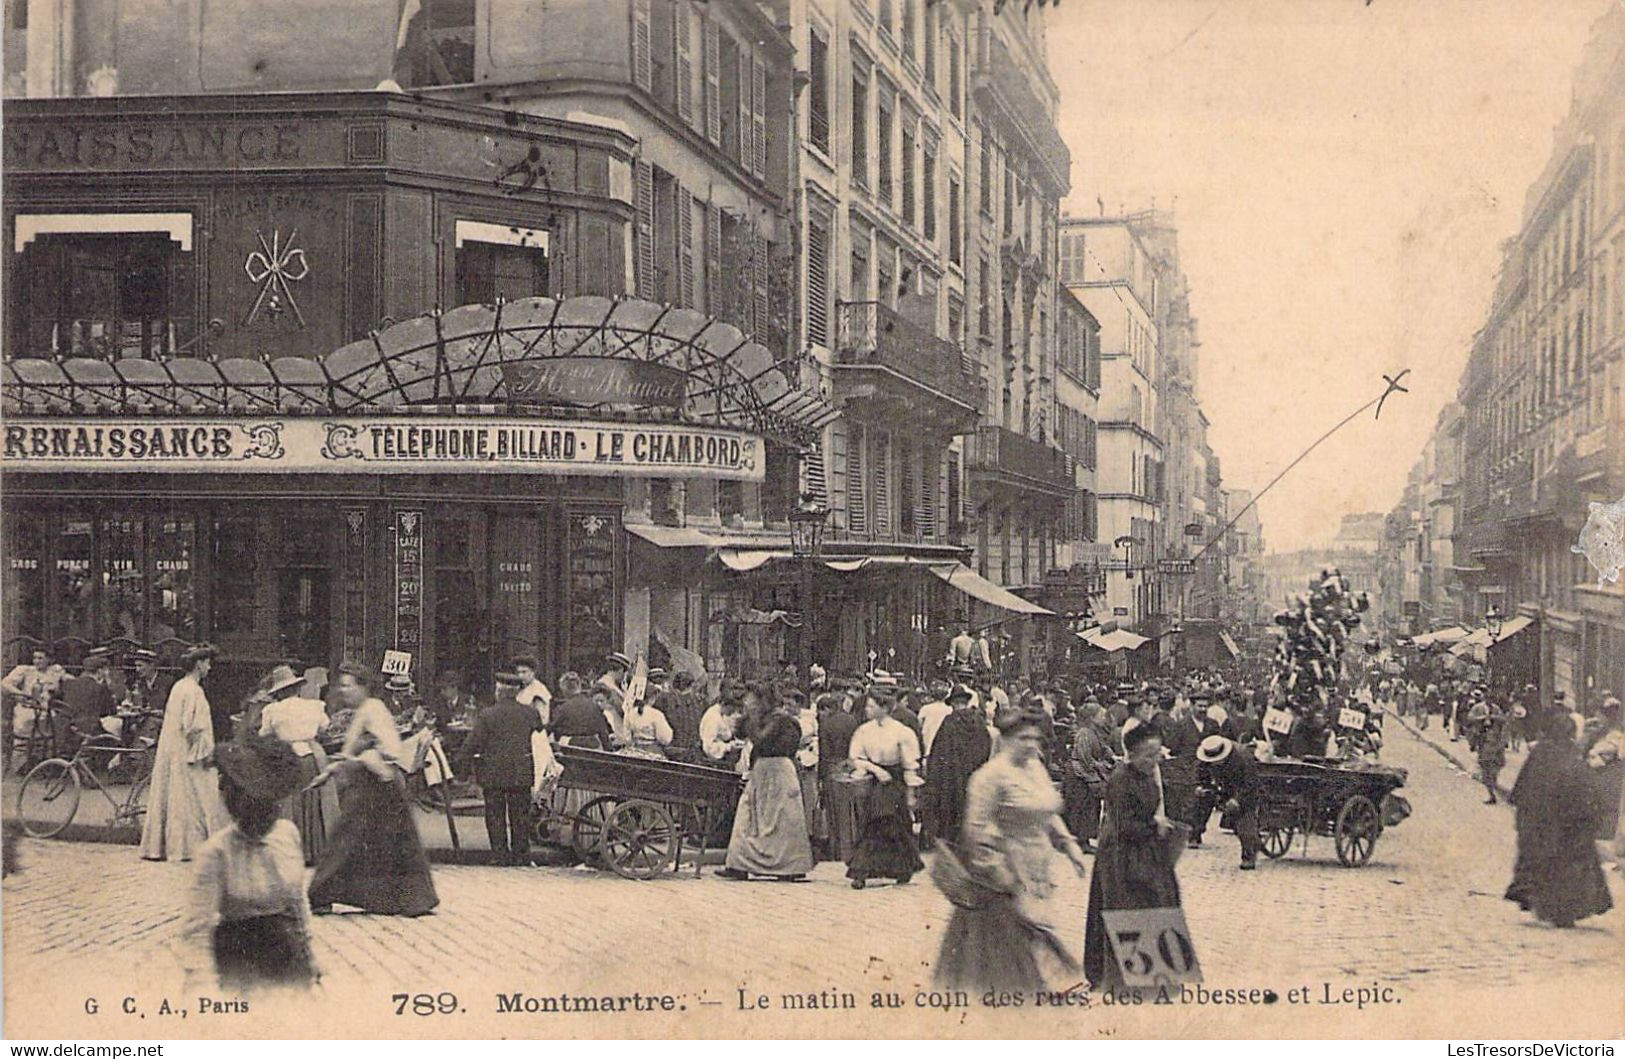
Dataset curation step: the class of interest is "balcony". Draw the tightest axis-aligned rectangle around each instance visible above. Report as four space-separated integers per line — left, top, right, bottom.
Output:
833 300 985 432
1462 519 1509 560
965 424 1073 498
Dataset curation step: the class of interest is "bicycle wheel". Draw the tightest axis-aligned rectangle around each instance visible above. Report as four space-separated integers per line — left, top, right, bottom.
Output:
16 759 82 838
120 774 152 829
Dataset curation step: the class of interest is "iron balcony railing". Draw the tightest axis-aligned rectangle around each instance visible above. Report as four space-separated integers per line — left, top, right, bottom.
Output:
965 424 1072 493
834 300 985 410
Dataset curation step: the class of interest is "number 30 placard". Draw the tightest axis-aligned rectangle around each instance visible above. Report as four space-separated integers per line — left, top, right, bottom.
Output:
1102 907 1203 987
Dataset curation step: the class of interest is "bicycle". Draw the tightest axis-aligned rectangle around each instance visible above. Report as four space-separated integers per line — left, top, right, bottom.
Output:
6 694 62 776
14 730 156 839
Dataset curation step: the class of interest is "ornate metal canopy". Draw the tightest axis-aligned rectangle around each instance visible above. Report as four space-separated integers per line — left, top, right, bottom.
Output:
2 295 838 446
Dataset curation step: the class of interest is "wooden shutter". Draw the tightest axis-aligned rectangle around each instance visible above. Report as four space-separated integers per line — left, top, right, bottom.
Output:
752 227 769 342
704 201 722 313
674 1 694 127
804 436 828 506
632 0 652 92
703 17 721 146
737 42 752 167
635 160 656 299
677 190 696 307
847 423 867 536
871 429 891 538
918 447 938 540
805 215 829 346
898 436 915 535
751 55 768 178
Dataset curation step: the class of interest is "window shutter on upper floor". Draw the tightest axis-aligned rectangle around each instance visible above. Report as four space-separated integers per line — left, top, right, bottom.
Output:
805 214 830 347
871 429 891 538
674 1 694 126
704 201 723 313
635 160 656 299
751 55 768 178
703 17 722 145
803 437 828 506
918 448 938 539
752 227 769 343
632 0 653 92
847 423 867 536
678 190 696 306
737 43 753 167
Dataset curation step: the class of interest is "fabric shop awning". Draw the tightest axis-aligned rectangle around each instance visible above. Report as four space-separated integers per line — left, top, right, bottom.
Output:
1078 627 1151 653
1411 625 1470 646
927 563 1053 617
1488 615 1534 645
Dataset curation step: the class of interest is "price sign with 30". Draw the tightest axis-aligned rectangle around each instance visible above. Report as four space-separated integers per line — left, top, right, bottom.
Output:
1102 907 1203 988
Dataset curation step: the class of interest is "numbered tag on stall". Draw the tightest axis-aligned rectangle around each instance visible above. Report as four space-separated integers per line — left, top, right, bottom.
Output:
381 650 413 676
1262 707 1294 736
1102 907 1203 988
1338 707 1368 731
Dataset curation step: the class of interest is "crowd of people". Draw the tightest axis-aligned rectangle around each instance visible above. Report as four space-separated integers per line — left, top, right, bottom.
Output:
5 635 1622 998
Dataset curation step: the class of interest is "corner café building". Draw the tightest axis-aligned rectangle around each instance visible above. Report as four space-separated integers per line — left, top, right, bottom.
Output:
0 92 833 705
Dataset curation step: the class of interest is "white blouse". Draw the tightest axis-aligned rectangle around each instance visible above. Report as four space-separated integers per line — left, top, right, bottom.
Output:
848 717 923 787
182 820 317 982
258 697 330 756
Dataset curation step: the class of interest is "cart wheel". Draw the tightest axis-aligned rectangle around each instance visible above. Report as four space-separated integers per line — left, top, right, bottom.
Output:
570 796 618 860
1334 795 1381 867
601 799 678 880
1260 825 1294 859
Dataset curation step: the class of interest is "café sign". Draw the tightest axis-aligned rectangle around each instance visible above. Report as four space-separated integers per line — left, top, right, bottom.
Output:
2 416 763 481
499 358 687 407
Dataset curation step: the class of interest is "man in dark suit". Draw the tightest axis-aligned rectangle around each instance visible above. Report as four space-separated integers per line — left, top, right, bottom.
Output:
460 671 543 865
1161 699 1205 831
127 649 173 716
58 648 116 752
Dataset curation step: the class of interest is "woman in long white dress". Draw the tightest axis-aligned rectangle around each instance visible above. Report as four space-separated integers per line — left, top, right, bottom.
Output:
140 644 228 862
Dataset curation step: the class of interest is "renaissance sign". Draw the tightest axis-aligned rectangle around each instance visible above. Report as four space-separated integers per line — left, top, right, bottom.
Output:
1 417 763 480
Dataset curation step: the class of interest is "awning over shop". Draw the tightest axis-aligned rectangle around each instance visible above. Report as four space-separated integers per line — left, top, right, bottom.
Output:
1219 630 1241 659
1078 627 1151 652
2 295 839 446
624 524 715 548
1489 615 1534 645
1412 625 1470 646
928 563 1053 617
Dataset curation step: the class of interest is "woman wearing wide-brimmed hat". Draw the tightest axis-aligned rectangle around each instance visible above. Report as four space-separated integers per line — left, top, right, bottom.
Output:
182 733 320 992
257 663 337 865
141 643 228 861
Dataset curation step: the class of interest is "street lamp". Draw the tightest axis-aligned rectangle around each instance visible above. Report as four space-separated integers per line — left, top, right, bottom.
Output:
789 492 829 694
1485 604 1504 640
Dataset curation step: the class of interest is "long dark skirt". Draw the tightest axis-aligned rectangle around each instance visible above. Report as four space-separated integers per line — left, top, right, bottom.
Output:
1505 828 1613 927
213 913 316 991
1082 832 1183 989
280 751 337 867
846 771 924 882
935 895 1045 992
309 770 439 916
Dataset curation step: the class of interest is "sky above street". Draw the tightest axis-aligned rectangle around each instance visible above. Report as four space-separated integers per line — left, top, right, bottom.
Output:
1048 0 1613 553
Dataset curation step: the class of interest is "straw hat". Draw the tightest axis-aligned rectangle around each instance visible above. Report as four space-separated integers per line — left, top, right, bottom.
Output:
1197 735 1235 764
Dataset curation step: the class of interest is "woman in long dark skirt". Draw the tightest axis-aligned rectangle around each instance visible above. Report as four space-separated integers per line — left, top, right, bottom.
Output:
920 685 993 843
308 664 439 917
1082 723 1184 990
845 686 926 889
935 709 1086 991
1504 711 1612 928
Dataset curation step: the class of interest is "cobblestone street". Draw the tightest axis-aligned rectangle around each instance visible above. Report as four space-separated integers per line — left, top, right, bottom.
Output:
5 717 1621 1039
